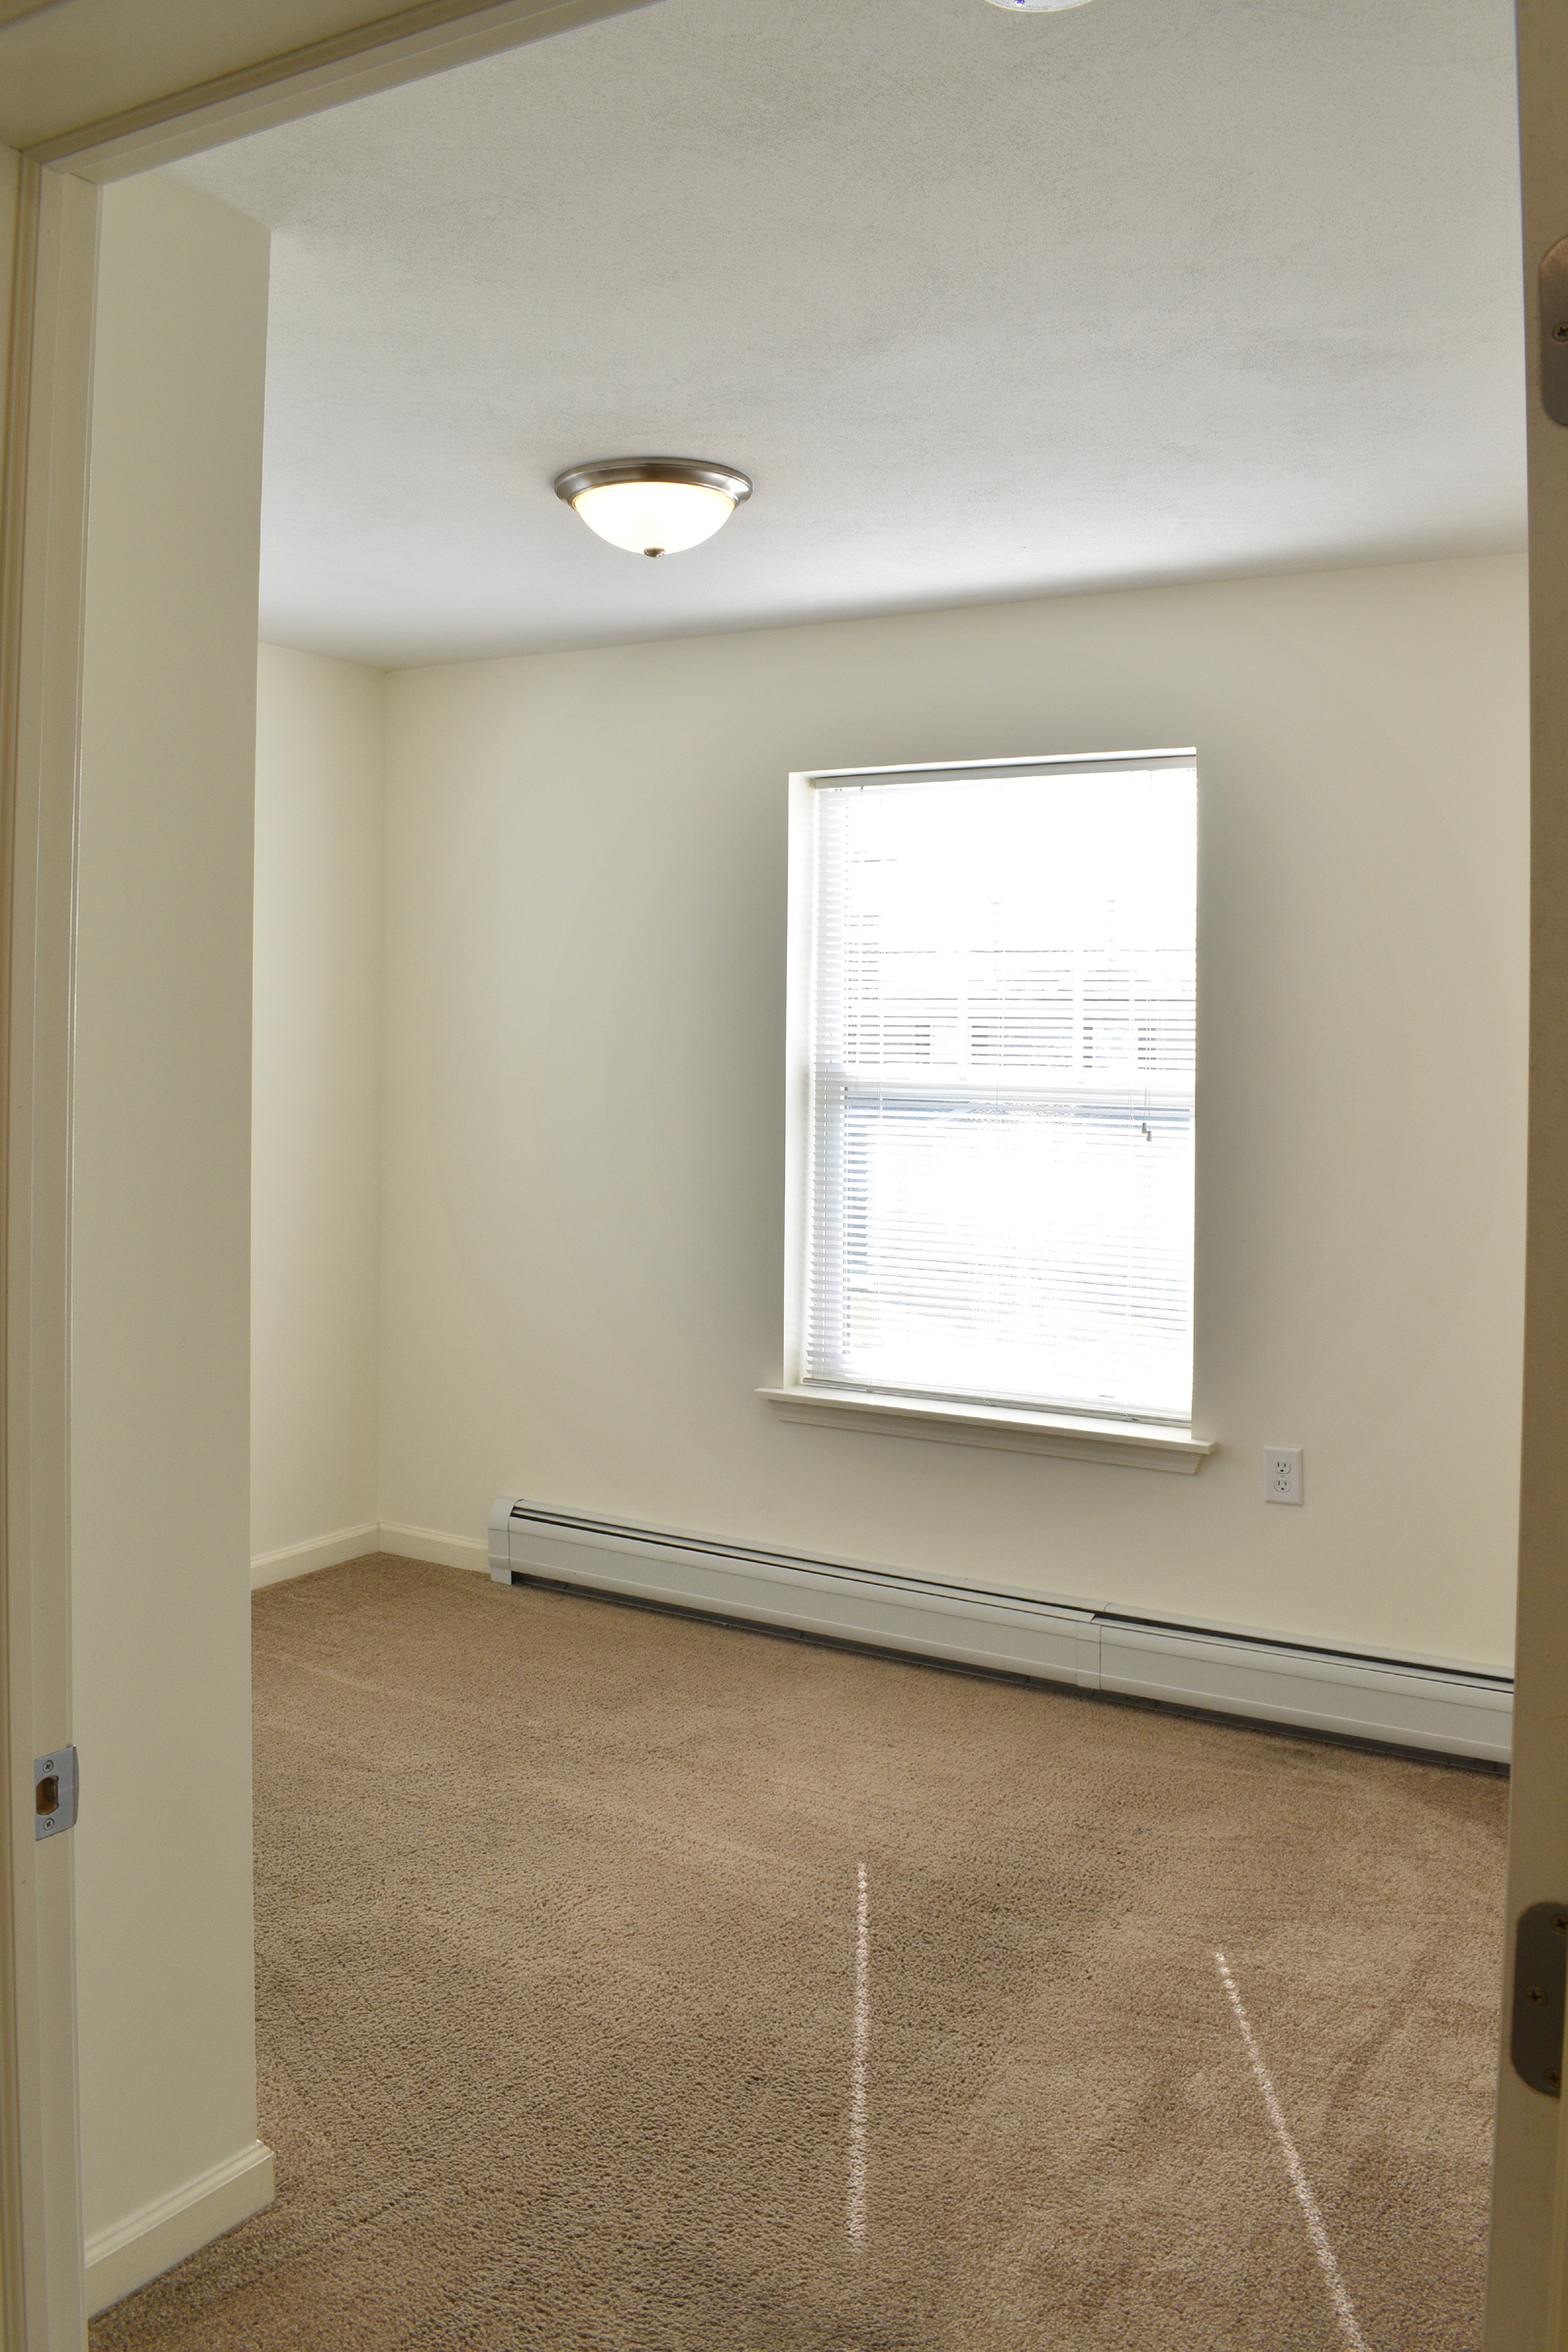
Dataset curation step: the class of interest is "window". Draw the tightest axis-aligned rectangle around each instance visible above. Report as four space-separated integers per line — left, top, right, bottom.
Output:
786 754 1198 1431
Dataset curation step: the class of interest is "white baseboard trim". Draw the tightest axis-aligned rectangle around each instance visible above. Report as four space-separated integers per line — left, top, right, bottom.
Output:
377 1518 490 1574
251 1521 379 1590
85 2137 274 2317
251 1521 493 1591
488 1498 1512 1766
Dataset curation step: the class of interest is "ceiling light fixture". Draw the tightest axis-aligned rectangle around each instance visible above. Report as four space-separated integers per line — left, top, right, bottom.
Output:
985 0 1095 11
554 458 753 559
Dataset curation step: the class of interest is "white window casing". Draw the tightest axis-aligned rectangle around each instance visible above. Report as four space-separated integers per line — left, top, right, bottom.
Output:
764 753 1211 1471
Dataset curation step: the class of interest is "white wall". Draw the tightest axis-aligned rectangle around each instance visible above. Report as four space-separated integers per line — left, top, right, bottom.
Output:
376 554 1528 1671
74 174 272 2300
252 643 384 1583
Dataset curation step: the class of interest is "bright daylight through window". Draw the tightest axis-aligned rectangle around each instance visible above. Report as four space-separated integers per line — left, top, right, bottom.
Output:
793 756 1198 1428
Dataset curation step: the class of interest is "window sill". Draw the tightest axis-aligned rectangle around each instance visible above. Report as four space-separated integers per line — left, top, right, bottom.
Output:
758 1385 1215 1474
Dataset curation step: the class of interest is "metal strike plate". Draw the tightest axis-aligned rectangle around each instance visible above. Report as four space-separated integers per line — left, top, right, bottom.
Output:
1541 238 1568 424
1511 1900 1568 2094
33 1746 77 1842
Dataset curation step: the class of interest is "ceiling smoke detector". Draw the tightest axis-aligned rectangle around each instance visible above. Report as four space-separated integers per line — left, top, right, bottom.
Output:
553 458 753 558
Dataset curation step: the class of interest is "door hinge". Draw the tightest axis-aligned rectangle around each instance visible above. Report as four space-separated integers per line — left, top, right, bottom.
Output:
32 1746 77 1841
1511 1900 1568 2094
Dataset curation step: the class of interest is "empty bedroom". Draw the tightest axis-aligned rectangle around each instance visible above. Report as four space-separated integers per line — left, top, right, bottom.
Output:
33 0 1549 2346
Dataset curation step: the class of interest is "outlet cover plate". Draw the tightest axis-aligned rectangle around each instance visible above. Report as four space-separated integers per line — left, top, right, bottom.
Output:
1263 1446 1302 1504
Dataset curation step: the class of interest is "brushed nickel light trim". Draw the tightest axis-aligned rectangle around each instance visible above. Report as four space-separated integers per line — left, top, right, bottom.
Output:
553 457 753 506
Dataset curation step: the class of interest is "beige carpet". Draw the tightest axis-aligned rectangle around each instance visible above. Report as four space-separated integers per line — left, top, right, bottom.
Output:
92 1554 1507 2352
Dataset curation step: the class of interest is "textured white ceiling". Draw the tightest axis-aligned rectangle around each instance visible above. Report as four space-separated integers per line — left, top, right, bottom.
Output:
168 0 1526 668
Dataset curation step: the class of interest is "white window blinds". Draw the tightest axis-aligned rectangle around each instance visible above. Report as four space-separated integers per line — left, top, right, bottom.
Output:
799 757 1197 1425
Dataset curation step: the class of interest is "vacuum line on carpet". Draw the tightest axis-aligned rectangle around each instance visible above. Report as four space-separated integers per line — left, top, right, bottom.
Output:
1213 1949 1369 2352
849 1859 869 2249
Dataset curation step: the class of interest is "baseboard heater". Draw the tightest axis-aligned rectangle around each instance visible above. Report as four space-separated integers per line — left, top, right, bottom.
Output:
487 1498 1511 1766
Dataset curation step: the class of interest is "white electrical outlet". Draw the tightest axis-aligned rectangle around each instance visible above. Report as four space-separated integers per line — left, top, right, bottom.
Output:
1263 1446 1302 1504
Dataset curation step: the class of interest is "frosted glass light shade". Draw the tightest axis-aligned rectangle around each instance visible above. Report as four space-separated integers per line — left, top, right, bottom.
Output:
572 479 735 556
554 458 753 558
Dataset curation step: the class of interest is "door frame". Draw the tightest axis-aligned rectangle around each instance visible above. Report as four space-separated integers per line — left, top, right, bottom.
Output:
1485 5 1568 2347
0 9 657 2346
